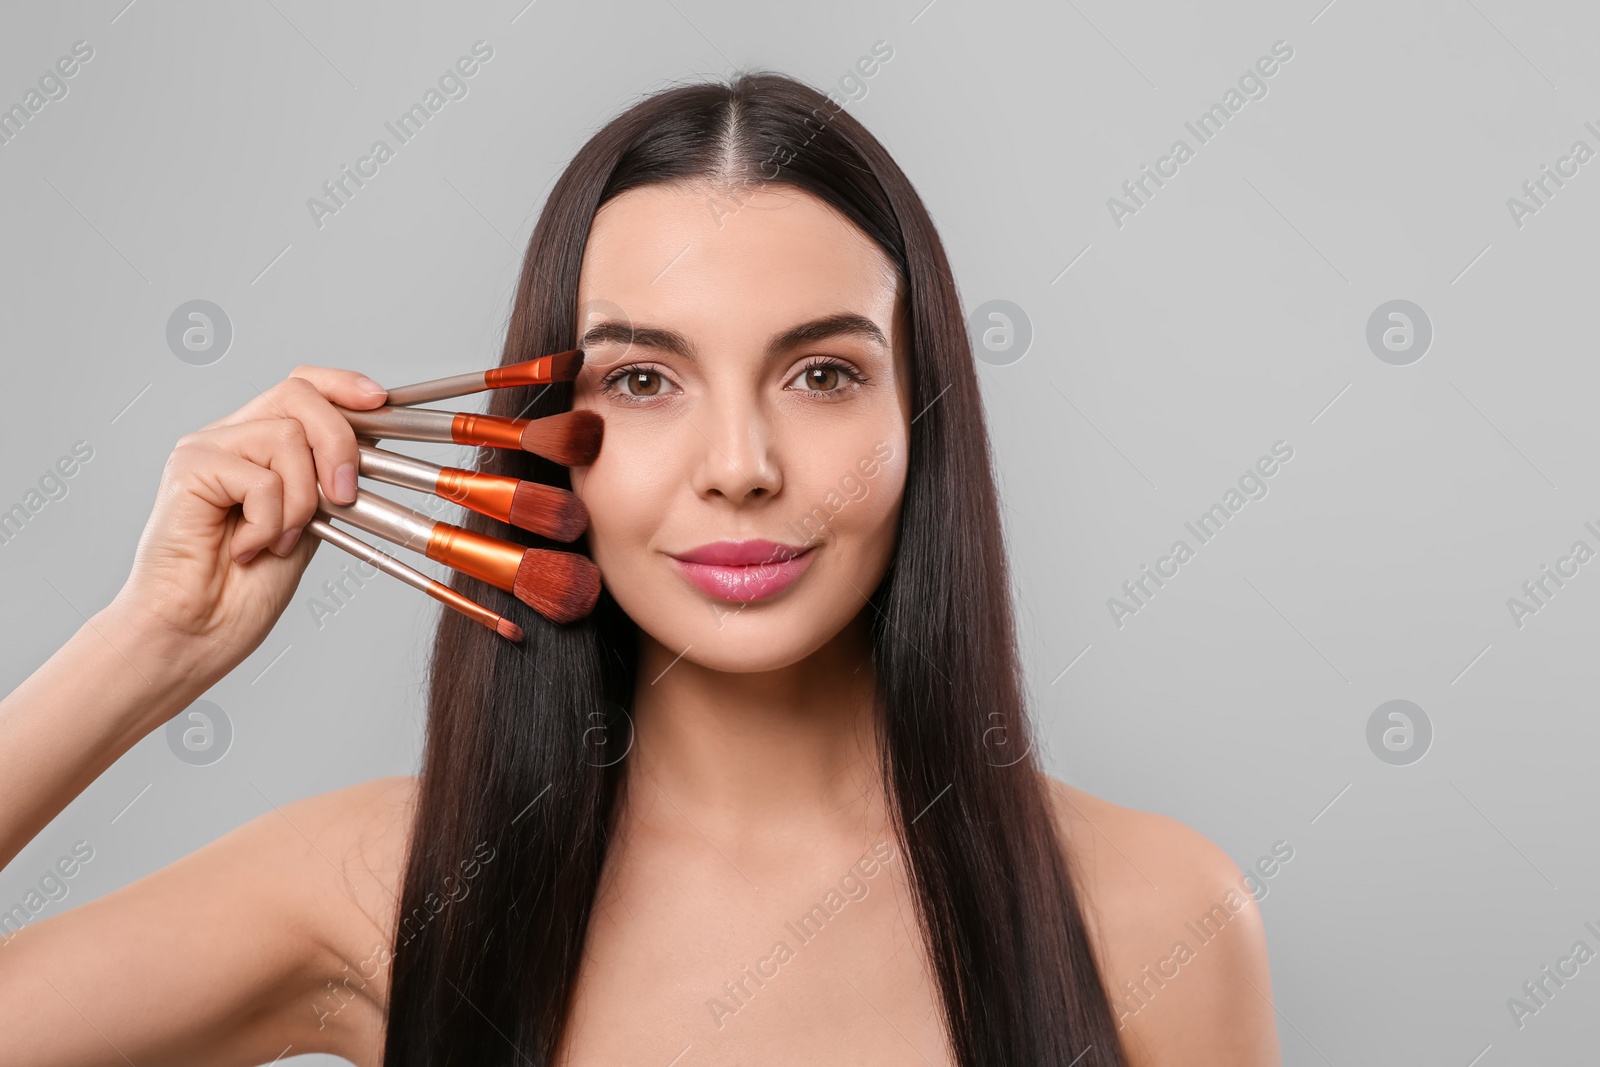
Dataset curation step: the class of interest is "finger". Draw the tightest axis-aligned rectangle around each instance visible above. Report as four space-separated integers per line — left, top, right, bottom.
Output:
188 451 285 564
206 377 365 506
194 418 323 555
201 366 386 433
258 420 318 556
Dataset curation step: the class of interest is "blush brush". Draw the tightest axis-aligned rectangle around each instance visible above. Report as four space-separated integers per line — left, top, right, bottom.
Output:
338 406 602 468
307 517 524 642
316 485 601 624
356 443 587 541
382 349 585 406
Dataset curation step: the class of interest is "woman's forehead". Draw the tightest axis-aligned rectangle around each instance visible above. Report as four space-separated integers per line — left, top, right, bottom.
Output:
577 183 901 323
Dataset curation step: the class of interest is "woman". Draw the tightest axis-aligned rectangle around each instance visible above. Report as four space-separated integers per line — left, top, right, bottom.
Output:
0 73 1278 1065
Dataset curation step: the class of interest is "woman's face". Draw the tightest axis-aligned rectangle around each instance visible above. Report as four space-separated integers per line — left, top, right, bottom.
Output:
569 181 911 673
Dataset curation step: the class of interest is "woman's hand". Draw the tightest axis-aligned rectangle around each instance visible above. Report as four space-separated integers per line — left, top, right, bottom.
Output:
105 366 388 682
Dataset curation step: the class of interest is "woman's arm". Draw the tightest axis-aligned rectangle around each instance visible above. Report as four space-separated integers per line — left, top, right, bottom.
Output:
0 367 401 1063
0 601 212 872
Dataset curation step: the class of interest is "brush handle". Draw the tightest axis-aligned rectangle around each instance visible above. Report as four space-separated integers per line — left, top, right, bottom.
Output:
339 406 457 444
317 486 435 553
306 516 516 639
356 443 443 496
307 516 435 596
383 370 488 407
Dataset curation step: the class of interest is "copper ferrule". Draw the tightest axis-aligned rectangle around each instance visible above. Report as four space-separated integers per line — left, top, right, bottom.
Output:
434 467 518 520
451 412 532 451
426 523 526 592
484 349 582 389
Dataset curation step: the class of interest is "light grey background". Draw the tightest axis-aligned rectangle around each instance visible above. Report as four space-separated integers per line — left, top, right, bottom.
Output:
2 0 1596 1063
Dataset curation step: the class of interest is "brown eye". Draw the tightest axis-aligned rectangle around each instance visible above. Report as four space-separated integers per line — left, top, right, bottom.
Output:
624 371 663 396
800 366 840 391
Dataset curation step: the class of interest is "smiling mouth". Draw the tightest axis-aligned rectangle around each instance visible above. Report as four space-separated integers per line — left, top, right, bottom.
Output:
667 543 818 603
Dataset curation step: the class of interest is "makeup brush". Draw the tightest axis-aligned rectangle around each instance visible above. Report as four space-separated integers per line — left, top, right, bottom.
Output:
307 516 523 642
382 349 584 407
357 443 588 541
317 485 601 624
338 406 603 468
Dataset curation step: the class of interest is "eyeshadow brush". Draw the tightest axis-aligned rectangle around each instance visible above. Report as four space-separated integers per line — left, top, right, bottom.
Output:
338 406 602 468
317 485 601 624
306 516 524 642
356 443 587 541
382 349 585 407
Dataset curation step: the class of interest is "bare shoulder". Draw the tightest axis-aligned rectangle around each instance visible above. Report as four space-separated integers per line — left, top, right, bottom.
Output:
1040 774 1281 1067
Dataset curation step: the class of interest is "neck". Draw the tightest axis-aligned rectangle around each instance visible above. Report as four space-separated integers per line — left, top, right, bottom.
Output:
622 610 884 835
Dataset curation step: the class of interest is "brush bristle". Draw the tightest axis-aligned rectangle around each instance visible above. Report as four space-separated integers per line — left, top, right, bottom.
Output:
519 409 604 467
509 481 589 541
548 349 584 381
514 549 602 624
496 617 524 642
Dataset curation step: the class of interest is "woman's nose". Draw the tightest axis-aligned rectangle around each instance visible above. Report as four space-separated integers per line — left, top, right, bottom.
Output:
686 395 781 504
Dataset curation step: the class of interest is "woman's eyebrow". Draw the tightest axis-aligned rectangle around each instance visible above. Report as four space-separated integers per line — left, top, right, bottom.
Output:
579 312 889 364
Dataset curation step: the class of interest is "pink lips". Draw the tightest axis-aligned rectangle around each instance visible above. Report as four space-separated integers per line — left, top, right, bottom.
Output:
668 539 816 602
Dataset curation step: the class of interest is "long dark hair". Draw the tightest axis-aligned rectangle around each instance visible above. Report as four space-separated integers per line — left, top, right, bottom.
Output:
381 71 1129 1066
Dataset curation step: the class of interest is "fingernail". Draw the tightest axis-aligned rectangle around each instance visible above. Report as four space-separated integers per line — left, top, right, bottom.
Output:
237 547 260 565
356 376 386 396
274 527 301 555
335 463 358 504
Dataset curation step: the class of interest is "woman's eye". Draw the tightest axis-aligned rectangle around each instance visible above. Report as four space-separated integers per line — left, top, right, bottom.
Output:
603 367 679 400
787 361 863 394
621 371 664 396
